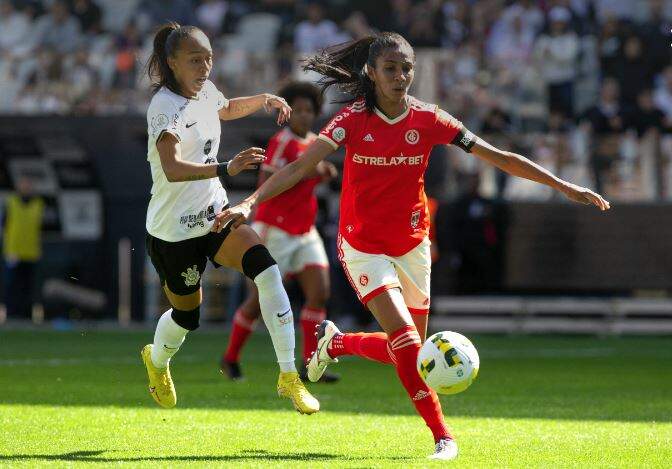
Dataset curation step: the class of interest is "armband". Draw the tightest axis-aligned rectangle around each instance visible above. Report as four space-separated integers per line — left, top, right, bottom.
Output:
216 161 230 177
451 127 477 153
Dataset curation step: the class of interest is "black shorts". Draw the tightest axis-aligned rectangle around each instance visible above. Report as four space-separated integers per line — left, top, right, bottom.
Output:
146 225 233 296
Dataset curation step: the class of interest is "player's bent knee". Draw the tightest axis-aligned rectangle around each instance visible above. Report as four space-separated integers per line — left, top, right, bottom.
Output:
171 306 201 331
241 244 277 280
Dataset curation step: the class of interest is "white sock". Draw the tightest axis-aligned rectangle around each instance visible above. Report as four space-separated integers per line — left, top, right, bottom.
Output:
254 265 296 372
151 309 188 369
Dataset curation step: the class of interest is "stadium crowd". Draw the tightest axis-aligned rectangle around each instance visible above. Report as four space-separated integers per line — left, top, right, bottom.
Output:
0 0 671 200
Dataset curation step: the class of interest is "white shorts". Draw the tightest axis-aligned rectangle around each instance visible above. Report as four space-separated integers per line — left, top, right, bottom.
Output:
251 222 329 276
336 234 431 314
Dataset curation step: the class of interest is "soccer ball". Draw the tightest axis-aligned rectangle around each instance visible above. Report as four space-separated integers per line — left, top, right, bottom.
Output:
417 331 480 395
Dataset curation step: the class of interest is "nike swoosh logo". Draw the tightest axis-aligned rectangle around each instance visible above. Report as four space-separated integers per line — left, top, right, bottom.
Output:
277 309 290 318
186 122 197 128
163 344 179 350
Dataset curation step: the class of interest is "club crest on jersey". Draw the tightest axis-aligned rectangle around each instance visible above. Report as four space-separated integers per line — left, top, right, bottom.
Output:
204 139 212 155
151 114 169 133
405 129 420 145
181 265 200 287
359 274 369 287
410 210 421 228
332 127 346 142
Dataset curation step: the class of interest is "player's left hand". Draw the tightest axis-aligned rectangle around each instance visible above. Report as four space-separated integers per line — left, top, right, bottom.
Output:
561 182 611 211
227 147 266 176
212 200 252 232
264 94 291 125
317 161 338 180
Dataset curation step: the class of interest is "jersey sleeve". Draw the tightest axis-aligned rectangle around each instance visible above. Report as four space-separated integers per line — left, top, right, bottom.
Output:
207 80 228 111
261 133 290 172
318 104 357 149
147 95 185 144
430 108 477 151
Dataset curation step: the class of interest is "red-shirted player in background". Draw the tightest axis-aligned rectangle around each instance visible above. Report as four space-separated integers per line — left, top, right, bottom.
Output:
213 33 610 460
220 82 340 382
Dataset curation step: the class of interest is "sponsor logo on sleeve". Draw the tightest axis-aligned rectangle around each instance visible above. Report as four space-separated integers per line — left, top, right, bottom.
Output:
151 114 169 134
332 127 346 142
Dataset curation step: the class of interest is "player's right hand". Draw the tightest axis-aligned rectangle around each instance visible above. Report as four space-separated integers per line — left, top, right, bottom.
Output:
227 147 265 176
212 200 252 232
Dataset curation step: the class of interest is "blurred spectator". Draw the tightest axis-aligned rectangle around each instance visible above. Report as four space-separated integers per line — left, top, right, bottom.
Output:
627 88 666 138
0 0 31 56
138 0 196 28
32 0 82 54
341 11 376 41
534 6 579 119
439 0 470 47
383 0 413 38
71 0 102 35
638 0 672 76
613 35 654 109
439 173 507 294
294 2 343 54
196 0 228 37
113 22 142 89
64 47 96 102
580 78 626 193
2 177 44 319
407 1 441 47
597 15 623 78
487 7 536 70
653 66 672 126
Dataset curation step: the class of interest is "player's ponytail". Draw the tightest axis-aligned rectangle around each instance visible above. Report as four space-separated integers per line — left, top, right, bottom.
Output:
147 22 202 95
303 32 414 111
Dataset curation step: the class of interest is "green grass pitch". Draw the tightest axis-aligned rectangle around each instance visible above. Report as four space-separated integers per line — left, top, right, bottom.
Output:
0 329 670 467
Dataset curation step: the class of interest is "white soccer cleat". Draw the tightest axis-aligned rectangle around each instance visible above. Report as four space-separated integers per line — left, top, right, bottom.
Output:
428 438 458 460
306 320 340 382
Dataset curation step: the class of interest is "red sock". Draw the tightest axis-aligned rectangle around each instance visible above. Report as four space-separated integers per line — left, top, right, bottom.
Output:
328 332 396 365
389 325 452 443
300 307 326 362
223 309 257 363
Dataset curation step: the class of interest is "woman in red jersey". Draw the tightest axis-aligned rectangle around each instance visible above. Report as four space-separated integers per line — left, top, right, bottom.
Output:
220 82 340 382
213 32 610 460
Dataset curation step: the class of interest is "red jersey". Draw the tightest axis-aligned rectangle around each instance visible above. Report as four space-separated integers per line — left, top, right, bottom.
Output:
254 128 321 235
318 97 464 257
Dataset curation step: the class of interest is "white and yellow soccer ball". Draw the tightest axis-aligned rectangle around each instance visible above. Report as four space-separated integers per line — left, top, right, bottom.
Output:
417 331 480 395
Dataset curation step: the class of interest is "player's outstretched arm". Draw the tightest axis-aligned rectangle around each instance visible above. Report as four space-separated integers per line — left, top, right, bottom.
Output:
469 137 610 211
212 139 334 231
218 94 291 125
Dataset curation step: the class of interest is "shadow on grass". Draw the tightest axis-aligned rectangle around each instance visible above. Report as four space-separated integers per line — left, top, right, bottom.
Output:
1 330 671 422
0 449 413 463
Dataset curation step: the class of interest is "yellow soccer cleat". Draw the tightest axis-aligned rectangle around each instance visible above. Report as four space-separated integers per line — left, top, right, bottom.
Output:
277 371 320 414
141 344 176 409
